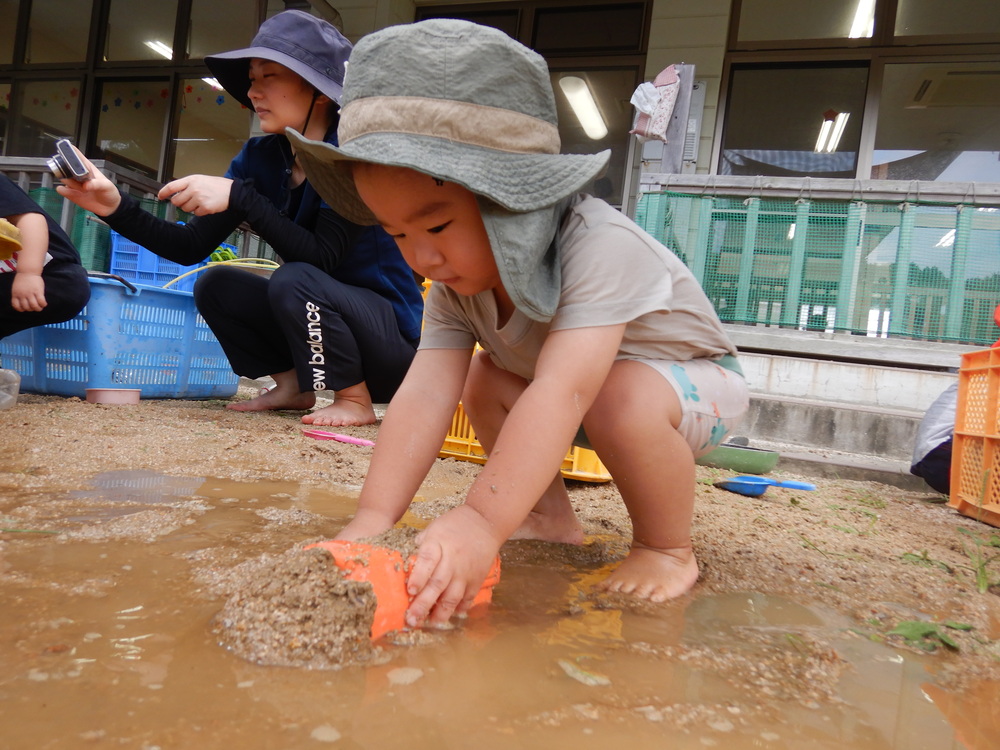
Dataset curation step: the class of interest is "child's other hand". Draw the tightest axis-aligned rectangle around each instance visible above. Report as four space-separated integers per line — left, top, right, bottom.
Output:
334 507 397 543
405 505 501 629
158 175 233 216
11 272 46 312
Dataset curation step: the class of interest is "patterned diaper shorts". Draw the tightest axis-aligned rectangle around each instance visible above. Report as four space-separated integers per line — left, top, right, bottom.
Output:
574 358 750 458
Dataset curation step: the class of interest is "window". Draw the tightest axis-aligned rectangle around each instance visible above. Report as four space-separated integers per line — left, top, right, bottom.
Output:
105 0 179 61
11 80 82 157
0 0 17 65
173 77 250 179
736 0 876 44
95 79 170 176
720 65 868 177
551 68 637 202
894 0 1000 39
26 0 93 63
418 8 520 38
872 62 1000 182
722 0 1000 181
533 3 646 53
188 0 258 61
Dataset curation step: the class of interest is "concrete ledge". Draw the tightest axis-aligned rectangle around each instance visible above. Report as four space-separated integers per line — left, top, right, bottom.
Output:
740 351 954 413
726 325 977 371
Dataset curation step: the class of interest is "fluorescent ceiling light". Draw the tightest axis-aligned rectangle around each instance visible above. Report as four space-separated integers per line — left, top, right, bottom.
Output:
849 0 876 38
146 43 222 92
814 111 850 153
558 76 608 140
787 223 796 240
144 40 173 59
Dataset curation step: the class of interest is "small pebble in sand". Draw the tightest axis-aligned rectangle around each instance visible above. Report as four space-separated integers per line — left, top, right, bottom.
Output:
557 658 610 686
387 666 424 685
310 725 341 742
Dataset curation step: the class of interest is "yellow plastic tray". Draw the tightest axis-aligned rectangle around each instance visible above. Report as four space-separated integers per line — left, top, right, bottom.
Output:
422 280 611 483
439 401 611 483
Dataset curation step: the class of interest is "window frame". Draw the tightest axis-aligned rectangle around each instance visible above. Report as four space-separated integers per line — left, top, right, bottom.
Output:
0 0 262 181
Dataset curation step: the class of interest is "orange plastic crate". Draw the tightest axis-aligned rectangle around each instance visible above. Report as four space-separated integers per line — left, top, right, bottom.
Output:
950 347 1000 527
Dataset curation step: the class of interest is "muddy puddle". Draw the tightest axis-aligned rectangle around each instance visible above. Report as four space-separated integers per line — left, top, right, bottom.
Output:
0 470 995 749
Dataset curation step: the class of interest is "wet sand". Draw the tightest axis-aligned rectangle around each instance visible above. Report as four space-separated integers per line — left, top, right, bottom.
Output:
1 384 999 748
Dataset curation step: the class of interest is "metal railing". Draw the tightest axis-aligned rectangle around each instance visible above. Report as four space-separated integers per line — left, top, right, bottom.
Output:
0 157 277 269
635 174 1000 347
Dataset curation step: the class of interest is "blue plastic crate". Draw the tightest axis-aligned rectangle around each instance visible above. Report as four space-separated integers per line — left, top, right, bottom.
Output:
0 277 239 399
109 232 236 293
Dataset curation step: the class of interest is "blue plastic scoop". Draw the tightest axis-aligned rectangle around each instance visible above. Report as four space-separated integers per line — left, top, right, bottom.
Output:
714 475 816 497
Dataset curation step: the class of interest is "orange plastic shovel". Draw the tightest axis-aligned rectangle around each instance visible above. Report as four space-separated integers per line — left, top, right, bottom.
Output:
305 539 501 640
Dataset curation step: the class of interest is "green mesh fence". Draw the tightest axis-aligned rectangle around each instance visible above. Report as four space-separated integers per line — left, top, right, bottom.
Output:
635 191 1000 346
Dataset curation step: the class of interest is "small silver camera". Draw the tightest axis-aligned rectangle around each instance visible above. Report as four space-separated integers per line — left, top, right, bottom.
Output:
47 138 92 182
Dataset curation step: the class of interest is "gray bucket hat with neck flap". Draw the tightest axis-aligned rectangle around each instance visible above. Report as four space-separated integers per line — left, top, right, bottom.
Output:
289 18 611 322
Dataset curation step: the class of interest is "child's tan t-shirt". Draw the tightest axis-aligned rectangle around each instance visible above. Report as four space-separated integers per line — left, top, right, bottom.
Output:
419 194 739 381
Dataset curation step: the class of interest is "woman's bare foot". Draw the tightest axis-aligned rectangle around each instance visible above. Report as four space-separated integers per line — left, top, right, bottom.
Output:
596 544 699 602
226 386 316 412
302 399 377 426
302 381 377 426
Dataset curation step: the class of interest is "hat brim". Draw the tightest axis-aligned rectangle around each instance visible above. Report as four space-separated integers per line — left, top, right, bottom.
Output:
288 128 610 226
205 48 344 109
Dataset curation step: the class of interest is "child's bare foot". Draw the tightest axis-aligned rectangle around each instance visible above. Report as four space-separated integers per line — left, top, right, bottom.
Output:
302 399 377 426
226 386 316 412
596 544 699 601
510 507 585 545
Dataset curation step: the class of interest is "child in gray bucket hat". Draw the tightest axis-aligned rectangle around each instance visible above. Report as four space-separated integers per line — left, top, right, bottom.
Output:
291 19 749 626
57 10 423 427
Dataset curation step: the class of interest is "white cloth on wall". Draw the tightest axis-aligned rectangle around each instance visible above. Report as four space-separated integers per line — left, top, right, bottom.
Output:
629 64 680 143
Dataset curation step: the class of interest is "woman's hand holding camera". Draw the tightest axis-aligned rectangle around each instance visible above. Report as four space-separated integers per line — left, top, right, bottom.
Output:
53 145 122 218
55 143 232 219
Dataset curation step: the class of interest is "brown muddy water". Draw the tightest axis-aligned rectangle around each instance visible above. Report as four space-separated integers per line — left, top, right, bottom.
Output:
0 471 994 750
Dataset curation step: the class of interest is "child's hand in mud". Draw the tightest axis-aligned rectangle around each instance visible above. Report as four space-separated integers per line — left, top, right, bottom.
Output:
334 508 397 542
404 504 501 628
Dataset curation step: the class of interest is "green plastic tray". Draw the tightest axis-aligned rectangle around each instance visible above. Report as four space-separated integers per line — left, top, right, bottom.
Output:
696 444 779 475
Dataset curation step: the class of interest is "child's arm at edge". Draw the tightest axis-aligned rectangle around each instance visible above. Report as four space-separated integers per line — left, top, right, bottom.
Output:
8 212 50 313
334 346 473 540
405 322 627 627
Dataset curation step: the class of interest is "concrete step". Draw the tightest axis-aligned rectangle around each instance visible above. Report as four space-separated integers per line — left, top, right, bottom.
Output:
741 394 921 463
723 392 932 493
726 331 956 493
